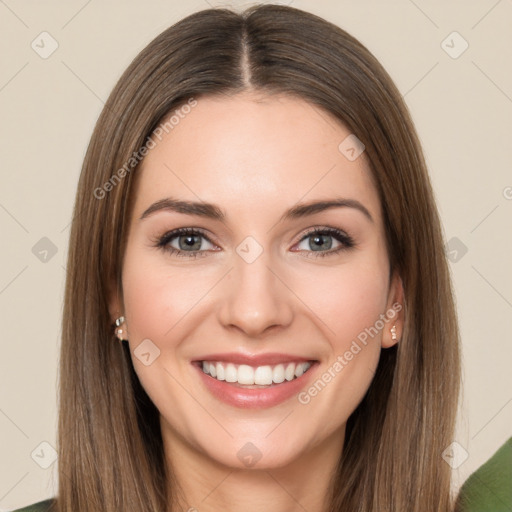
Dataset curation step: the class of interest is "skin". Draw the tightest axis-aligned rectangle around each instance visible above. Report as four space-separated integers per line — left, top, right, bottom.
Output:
109 91 403 512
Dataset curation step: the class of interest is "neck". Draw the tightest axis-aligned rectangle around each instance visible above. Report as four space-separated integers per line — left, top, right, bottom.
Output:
163 426 344 512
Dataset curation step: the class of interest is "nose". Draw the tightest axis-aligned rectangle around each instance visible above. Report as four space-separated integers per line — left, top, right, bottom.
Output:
217 250 294 338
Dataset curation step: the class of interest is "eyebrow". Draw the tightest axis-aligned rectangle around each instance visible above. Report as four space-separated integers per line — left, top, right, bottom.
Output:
139 197 373 223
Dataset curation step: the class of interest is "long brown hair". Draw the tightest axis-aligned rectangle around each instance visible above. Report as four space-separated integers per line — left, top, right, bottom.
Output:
57 5 460 511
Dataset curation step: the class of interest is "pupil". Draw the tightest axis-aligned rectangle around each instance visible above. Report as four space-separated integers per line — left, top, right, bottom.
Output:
311 234 332 251
180 235 201 250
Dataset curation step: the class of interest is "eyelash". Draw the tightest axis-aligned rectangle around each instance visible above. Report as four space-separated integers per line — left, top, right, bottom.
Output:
153 226 355 259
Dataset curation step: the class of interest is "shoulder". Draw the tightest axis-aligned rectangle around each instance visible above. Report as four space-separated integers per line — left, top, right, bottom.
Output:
455 437 512 511
10 498 55 512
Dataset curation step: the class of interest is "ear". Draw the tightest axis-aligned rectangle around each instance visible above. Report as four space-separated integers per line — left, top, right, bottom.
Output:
381 272 404 349
107 277 124 324
107 278 130 341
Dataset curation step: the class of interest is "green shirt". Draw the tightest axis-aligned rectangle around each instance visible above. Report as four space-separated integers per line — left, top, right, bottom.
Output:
455 437 512 511
10 498 54 512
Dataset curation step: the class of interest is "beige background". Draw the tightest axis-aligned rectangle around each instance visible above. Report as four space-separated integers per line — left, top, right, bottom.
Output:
1 0 511 509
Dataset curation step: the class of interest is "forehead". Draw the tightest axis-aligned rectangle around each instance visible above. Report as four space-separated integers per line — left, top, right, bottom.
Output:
133 93 381 223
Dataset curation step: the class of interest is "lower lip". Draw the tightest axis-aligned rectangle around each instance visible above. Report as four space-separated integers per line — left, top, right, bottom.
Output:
193 362 319 409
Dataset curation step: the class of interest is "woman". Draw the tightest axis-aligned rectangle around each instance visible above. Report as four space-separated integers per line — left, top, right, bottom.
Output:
16 4 461 511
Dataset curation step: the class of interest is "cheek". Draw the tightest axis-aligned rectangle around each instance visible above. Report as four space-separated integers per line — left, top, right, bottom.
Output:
292 257 389 348
293 259 389 427
122 269 170 342
121 247 211 342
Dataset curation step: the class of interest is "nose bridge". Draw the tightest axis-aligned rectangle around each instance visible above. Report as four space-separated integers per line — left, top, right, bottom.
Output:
218 239 293 336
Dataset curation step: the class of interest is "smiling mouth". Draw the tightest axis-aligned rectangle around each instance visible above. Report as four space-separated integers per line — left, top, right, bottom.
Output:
194 360 316 387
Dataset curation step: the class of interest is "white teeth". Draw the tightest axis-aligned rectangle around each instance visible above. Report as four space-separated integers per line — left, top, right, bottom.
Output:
200 360 313 385
216 362 225 381
238 365 255 385
225 363 237 383
254 365 273 385
272 364 285 384
285 362 295 381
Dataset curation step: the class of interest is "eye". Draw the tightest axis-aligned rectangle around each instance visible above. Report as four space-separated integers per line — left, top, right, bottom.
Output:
294 227 355 258
153 226 355 259
154 228 217 258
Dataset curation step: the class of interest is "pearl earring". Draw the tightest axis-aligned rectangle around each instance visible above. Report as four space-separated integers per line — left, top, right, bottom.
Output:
390 325 397 341
115 316 126 341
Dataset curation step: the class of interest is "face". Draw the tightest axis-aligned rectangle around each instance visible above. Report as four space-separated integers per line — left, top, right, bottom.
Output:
110 92 402 471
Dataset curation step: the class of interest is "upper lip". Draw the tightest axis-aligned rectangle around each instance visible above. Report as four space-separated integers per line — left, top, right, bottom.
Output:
192 352 317 366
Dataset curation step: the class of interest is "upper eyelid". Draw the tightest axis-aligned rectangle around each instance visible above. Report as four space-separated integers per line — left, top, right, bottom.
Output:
299 226 350 238
159 227 217 247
